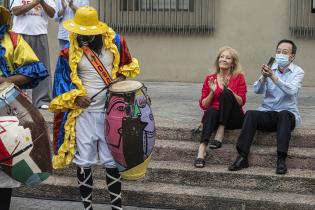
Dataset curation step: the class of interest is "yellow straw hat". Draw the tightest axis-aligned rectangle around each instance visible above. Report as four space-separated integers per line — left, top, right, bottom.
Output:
63 6 108 36
0 6 11 26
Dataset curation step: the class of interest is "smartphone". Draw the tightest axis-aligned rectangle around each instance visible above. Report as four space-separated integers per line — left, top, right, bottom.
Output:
267 57 275 67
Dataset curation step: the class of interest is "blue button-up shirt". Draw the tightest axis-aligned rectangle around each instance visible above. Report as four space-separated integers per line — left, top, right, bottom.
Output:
253 62 304 126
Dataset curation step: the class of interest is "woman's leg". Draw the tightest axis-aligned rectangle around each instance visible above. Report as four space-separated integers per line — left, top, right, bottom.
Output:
195 108 219 166
218 89 244 130
200 107 219 144
210 89 244 148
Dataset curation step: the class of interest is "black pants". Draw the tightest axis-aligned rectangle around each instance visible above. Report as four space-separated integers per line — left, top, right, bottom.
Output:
0 188 12 210
201 89 244 144
236 110 296 157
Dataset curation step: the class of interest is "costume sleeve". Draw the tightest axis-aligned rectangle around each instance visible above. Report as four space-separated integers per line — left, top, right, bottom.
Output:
12 34 48 89
199 75 210 111
235 74 247 106
49 49 85 112
115 34 140 78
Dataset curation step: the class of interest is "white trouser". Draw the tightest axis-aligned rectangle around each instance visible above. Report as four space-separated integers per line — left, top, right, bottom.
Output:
74 111 116 168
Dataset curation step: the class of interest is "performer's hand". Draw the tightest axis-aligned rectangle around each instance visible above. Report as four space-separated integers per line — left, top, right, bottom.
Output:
0 77 6 84
75 96 92 108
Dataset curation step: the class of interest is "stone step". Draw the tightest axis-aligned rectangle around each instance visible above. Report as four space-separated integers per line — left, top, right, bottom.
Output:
40 109 315 147
153 139 315 170
158 126 315 148
13 175 315 210
52 161 315 195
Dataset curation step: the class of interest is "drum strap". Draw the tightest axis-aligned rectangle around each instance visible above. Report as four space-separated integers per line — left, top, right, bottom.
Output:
81 46 113 86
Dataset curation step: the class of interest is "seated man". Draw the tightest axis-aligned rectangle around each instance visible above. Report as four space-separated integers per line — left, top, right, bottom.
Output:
228 39 304 175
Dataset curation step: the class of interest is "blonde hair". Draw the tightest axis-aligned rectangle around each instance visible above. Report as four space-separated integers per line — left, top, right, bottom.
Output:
214 46 243 75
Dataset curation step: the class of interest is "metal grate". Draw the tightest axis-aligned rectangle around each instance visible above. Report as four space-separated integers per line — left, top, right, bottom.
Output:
289 0 315 37
101 0 215 35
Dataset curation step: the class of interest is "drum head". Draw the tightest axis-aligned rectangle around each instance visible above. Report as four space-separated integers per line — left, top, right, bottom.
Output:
109 80 143 93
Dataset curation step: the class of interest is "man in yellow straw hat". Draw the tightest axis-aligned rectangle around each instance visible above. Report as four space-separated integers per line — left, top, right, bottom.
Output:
0 5 49 209
49 6 140 210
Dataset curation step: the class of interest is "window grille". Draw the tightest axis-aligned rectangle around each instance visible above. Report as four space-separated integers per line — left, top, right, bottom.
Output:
289 0 315 37
101 0 215 34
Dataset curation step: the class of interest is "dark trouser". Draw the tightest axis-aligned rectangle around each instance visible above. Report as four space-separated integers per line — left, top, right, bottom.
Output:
200 89 244 144
0 188 12 210
236 110 296 157
22 34 52 108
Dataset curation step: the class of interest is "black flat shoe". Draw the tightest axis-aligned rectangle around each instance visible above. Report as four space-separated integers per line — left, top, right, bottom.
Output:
209 140 222 149
228 155 249 171
276 157 287 175
194 158 205 168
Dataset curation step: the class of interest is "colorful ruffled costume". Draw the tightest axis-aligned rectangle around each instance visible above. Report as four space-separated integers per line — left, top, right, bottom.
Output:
0 25 48 89
49 27 140 169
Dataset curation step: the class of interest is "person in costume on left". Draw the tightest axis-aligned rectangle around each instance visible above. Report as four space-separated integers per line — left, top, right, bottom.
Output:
0 6 49 210
49 6 140 210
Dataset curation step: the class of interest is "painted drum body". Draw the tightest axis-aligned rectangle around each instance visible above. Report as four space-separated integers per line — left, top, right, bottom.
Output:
105 80 155 180
0 82 52 186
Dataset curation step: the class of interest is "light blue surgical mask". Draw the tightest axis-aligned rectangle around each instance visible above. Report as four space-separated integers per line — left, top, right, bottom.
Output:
275 54 290 67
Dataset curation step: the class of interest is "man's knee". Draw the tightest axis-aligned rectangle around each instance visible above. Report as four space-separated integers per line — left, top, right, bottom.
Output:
244 110 259 118
278 110 292 118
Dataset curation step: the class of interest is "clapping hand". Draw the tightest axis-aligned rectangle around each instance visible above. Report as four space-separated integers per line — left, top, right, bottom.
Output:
208 77 217 93
222 77 229 89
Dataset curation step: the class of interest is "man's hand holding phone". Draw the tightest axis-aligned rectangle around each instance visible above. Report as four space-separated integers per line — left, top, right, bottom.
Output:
261 64 273 77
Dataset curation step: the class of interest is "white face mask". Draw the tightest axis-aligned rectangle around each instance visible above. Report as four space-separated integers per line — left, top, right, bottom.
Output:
275 54 290 67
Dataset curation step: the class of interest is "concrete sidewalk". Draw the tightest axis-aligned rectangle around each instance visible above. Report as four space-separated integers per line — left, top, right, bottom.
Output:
139 82 315 129
11 197 170 210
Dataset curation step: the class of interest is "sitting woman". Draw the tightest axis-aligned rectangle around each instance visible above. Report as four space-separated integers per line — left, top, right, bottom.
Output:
194 46 247 168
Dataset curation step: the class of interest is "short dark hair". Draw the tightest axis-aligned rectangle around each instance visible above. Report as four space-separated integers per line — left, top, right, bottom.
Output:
276 39 297 54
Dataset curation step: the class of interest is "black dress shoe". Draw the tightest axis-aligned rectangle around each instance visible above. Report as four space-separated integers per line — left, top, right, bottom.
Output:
228 155 249 171
276 157 287 175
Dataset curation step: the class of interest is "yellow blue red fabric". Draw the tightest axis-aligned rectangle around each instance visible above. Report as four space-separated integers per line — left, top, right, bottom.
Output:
49 27 140 169
0 25 48 89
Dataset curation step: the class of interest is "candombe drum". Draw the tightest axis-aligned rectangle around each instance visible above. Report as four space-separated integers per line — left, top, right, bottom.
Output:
105 80 155 180
0 82 52 186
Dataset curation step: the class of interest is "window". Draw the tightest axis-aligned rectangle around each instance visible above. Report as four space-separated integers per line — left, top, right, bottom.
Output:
102 0 215 34
121 0 194 11
289 0 315 37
